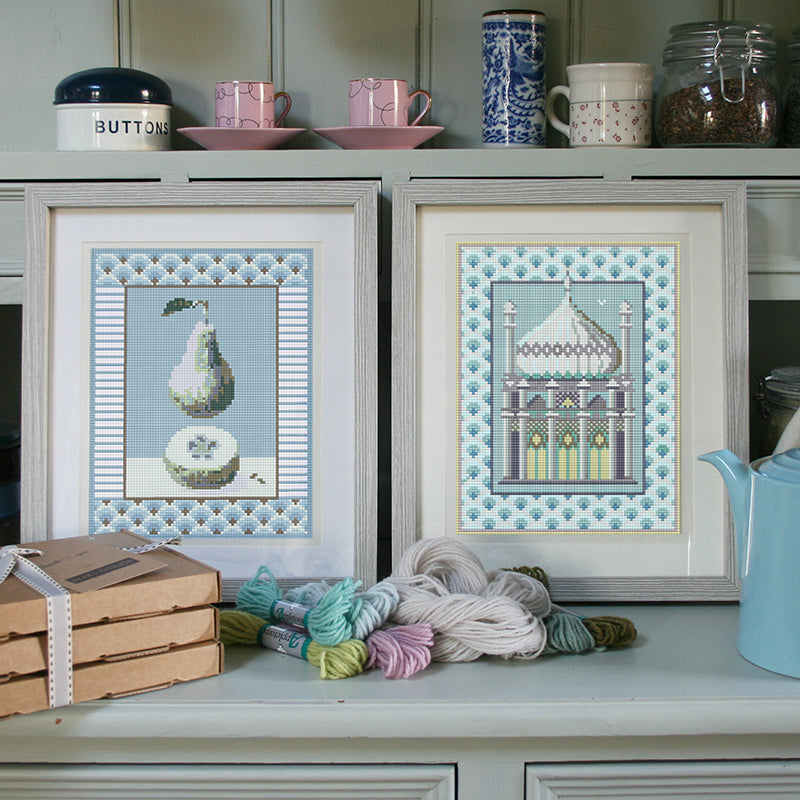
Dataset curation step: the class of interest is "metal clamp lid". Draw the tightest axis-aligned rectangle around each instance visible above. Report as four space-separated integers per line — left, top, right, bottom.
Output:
713 25 754 102
661 20 776 69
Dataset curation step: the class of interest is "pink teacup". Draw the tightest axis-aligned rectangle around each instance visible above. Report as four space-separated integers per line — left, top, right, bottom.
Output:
348 78 432 127
215 81 291 129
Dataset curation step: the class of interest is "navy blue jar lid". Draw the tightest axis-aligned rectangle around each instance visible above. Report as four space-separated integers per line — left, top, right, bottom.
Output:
54 67 172 106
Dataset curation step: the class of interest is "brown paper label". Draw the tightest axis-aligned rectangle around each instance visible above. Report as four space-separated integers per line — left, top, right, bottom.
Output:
27 539 162 593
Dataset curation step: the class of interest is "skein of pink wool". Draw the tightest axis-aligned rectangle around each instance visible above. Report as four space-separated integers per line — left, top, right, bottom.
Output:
387 538 549 662
366 623 434 678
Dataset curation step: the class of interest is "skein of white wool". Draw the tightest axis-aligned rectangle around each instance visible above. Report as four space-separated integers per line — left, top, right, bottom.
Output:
484 568 551 617
394 536 489 594
387 537 550 662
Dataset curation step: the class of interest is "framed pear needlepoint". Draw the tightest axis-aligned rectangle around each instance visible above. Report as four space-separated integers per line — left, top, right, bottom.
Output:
392 179 748 602
23 181 378 599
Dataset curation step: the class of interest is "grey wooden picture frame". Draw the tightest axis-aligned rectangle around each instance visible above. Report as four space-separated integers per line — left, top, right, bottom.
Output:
23 181 378 600
392 178 748 602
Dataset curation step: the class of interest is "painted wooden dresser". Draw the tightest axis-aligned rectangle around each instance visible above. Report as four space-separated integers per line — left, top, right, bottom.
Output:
2 604 800 799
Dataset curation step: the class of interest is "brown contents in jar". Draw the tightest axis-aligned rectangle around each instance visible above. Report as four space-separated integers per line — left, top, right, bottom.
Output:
657 76 779 146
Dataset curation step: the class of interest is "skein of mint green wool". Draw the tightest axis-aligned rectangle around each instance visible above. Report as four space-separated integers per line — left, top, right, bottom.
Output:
220 609 368 680
350 580 401 640
284 578 401 641
543 610 597 654
236 565 358 646
544 610 638 654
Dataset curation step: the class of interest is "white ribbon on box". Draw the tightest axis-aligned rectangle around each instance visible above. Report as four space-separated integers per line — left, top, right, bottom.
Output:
121 537 181 555
0 545 73 708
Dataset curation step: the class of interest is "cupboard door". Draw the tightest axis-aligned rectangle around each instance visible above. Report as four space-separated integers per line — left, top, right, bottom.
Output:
0 763 455 800
527 761 800 799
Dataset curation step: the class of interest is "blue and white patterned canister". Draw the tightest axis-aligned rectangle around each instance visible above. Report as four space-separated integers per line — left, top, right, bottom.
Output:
482 9 546 147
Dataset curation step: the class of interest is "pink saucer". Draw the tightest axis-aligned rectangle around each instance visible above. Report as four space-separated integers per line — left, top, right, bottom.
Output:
178 127 304 150
314 125 444 150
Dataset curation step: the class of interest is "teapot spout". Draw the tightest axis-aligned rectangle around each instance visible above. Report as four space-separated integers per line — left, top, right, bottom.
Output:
698 449 750 567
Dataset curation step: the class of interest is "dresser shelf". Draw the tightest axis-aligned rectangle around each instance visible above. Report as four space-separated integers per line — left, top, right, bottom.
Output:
0 147 799 183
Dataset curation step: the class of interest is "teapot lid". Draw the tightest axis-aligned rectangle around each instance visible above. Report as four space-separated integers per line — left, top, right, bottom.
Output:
756 447 800 482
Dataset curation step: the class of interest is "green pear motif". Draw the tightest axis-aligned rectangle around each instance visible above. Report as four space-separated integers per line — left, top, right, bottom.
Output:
163 299 234 418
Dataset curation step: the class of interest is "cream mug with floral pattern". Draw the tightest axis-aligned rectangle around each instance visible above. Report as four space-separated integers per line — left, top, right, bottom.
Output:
546 63 654 146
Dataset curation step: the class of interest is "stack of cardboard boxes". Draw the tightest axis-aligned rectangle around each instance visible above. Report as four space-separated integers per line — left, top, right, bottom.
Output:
0 530 222 717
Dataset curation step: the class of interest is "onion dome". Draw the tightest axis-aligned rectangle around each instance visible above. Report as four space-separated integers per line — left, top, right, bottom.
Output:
515 276 621 379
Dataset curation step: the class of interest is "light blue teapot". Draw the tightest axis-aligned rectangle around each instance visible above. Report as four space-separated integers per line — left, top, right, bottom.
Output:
699 447 800 678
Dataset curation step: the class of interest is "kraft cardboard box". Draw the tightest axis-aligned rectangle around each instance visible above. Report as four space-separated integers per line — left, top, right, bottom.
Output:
0 530 221 639
0 531 223 717
0 640 223 718
0 605 219 680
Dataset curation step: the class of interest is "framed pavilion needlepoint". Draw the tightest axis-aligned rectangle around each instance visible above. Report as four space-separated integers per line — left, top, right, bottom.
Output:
392 179 748 601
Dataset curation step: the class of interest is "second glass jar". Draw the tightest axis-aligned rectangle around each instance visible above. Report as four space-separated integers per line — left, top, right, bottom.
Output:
656 20 780 147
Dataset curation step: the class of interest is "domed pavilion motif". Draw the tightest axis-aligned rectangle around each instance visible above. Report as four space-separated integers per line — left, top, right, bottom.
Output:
498 273 638 491
456 241 678 535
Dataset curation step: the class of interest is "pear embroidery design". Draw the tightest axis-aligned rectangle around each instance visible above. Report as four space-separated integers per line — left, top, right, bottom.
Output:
162 298 238 490
164 298 234 417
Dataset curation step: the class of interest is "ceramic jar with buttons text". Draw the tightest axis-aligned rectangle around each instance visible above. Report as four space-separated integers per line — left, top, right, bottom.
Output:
55 67 172 151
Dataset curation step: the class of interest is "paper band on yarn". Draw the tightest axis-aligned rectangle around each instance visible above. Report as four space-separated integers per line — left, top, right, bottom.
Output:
270 599 311 630
0 546 74 708
257 623 311 660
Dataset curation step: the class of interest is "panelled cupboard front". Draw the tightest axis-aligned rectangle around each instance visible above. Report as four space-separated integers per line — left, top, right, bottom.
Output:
2 607 800 799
